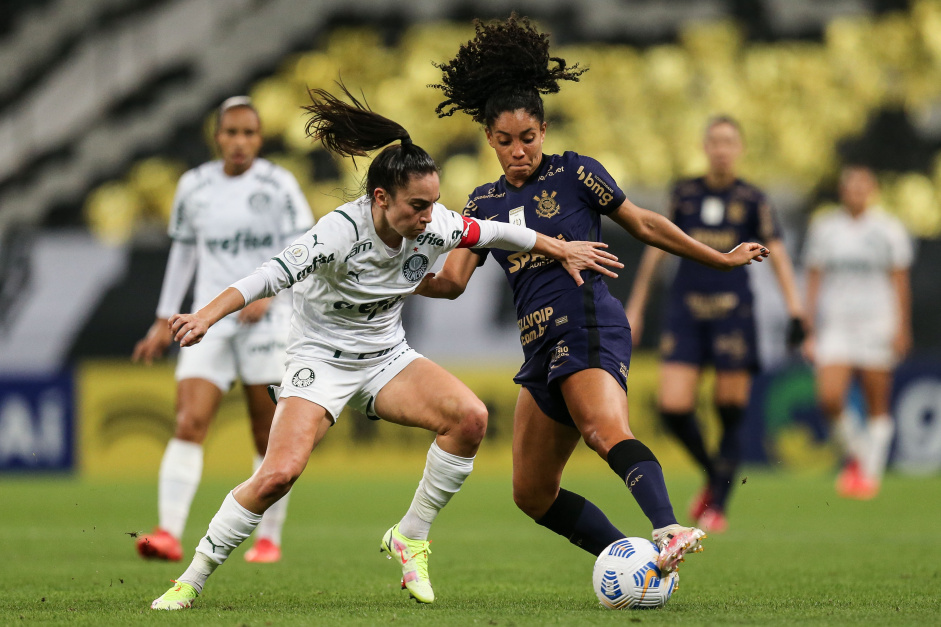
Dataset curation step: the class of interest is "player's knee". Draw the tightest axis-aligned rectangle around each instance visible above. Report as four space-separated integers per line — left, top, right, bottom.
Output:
581 422 632 458
818 392 844 419
253 463 301 502
451 398 488 445
512 485 553 520
173 413 211 443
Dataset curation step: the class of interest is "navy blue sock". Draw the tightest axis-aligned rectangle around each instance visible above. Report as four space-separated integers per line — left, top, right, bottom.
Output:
535 488 625 556
711 405 745 510
661 410 715 480
607 439 678 529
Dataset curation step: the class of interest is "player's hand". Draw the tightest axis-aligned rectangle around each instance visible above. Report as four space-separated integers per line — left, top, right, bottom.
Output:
169 313 210 347
560 241 623 286
131 319 172 365
786 317 807 351
238 298 271 324
722 242 769 269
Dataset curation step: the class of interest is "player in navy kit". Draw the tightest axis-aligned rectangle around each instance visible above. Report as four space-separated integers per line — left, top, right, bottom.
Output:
626 116 805 532
421 15 769 573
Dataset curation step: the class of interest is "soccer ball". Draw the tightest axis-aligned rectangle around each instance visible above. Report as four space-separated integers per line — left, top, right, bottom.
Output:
592 537 678 609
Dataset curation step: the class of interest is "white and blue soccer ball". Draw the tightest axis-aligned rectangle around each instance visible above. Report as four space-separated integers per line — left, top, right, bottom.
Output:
592 537 679 609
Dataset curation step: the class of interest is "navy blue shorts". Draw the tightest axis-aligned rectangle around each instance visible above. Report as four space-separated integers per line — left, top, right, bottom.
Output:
660 297 758 371
514 325 632 427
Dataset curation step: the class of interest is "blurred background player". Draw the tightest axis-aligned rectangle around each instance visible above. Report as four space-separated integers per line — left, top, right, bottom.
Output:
422 15 770 571
150 83 621 610
625 115 804 533
131 96 314 563
802 164 913 499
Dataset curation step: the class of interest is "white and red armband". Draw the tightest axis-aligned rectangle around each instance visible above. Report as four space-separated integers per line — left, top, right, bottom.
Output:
457 215 536 252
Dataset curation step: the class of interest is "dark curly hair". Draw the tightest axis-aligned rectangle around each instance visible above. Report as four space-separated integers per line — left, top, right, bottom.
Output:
303 81 437 198
431 14 587 126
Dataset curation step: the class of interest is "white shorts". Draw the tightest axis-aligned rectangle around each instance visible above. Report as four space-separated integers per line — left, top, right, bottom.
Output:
274 342 422 423
176 325 288 391
816 318 896 370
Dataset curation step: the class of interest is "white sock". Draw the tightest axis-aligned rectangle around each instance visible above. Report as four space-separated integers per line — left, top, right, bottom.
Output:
253 454 290 546
397 441 475 541
862 416 895 482
158 438 203 539
833 410 864 462
179 491 263 593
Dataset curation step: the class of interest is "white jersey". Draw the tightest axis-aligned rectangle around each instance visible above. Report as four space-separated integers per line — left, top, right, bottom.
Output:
238 196 470 360
803 206 912 329
168 158 314 335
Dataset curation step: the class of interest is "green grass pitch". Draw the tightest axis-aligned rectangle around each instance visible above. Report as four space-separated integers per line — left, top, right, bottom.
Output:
2 450 940 626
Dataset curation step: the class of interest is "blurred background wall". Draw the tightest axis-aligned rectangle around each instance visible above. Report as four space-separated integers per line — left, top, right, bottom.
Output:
1 0 940 476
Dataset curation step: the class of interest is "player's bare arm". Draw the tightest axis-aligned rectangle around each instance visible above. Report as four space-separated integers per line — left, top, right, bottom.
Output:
415 248 480 299
237 296 273 324
624 246 669 344
169 287 246 347
609 198 769 270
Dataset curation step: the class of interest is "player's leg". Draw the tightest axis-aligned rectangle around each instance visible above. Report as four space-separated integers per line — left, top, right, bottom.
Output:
857 367 895 493
704 369 751 531
512 386 627 556
370 356 486 603
559 369 704 573
152 397 331 609
658 360 715 482
137 377 223 562
242 383 288 563
816 363 864 495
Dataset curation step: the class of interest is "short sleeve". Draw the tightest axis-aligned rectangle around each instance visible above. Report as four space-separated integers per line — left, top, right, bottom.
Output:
802 216 827 269
886 217 914 268
755 197 783 242
272 212 345 286
167 170 196 243
572 154 627 215
279 170 315 241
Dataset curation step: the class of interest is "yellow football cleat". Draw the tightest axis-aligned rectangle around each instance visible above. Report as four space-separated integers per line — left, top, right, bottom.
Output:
380 524 434 603
150 580 198 610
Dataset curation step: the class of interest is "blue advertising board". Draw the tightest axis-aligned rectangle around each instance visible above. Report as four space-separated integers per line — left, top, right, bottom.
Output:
0 371 74 472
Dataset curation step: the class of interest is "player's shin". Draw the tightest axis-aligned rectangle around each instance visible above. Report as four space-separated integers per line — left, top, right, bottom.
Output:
660 411 714 479
252 455 290 547
178 491 263 592
710 404 745 510
535 488 625 556
607 438 678 529
397 440 474 540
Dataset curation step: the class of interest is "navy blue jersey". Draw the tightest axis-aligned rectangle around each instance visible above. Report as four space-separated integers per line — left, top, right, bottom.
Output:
668 177 780 298
462 152 628 361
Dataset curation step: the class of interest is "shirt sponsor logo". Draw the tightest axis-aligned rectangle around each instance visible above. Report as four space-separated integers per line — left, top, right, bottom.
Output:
333 294 406 321
206 231 274 255
416 233 445 247
295 252 335 281
534 190 561 218
292 367 315 388
576 165 615 207
402 253 429 282
284 244 310 266
344 240 372 262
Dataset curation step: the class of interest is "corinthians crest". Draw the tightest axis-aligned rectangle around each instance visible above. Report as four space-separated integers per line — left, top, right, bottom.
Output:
533 190 560 218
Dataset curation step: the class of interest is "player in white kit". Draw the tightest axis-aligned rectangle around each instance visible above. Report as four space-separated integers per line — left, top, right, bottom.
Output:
132 97 314 564
802 165 913 499
149 84 622 610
